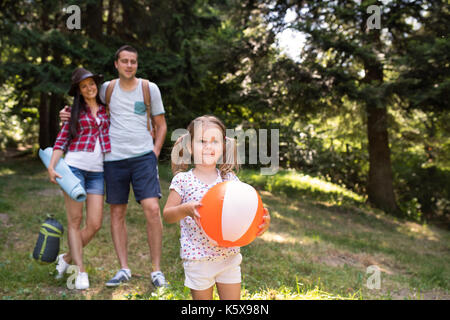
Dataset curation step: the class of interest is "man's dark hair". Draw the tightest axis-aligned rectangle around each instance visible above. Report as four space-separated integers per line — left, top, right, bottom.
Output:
115 45 138 61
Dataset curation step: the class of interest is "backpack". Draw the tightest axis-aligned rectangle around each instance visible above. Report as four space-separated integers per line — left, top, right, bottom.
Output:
105 78 156 139
32 216 64 264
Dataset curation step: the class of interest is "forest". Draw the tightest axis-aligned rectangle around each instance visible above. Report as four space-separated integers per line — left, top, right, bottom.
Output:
0 0 449 223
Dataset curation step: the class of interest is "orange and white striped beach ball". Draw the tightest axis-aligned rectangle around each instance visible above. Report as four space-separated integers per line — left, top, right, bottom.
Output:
198 181 264 247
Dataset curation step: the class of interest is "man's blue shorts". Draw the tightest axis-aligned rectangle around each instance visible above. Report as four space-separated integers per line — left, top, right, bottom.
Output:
104 151 162 204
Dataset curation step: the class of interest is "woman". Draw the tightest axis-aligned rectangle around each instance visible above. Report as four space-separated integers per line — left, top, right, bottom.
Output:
47 67 110 290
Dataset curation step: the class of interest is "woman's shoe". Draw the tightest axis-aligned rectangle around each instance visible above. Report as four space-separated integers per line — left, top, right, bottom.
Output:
75 272 89 290
55 253 69 279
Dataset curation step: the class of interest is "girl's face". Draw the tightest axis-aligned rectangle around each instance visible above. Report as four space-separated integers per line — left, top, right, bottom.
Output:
192 124 224 166
79 77 98 102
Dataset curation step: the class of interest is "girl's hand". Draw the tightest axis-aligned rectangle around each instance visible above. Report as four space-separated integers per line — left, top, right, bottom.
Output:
47 167 62 184
256 207 271 237
183 201 202 226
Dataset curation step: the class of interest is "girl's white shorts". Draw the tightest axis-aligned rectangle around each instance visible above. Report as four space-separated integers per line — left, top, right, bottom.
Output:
183 253 242 291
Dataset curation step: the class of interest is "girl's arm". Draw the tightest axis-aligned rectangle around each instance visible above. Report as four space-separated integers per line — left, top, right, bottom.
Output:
163 190 202 224
47 149 64 184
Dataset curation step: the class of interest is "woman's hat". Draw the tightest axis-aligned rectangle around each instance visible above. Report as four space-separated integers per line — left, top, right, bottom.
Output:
68 67 104 96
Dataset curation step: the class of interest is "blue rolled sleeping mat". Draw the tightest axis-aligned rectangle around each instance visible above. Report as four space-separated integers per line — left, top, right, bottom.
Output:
39 147 86 202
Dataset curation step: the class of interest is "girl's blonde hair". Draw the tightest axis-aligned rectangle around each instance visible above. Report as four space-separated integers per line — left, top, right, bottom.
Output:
171 115 239 179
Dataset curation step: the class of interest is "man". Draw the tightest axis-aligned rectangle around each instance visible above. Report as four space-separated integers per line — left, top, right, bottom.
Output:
59 45 168 288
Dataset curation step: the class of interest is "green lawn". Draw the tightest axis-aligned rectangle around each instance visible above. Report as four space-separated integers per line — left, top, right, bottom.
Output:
0 156 449 300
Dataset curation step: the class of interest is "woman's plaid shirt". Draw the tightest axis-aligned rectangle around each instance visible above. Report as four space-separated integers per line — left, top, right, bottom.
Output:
53 104 111 153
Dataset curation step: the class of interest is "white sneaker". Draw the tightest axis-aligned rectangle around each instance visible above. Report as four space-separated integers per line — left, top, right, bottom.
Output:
55 253 69 279
75 272 89 290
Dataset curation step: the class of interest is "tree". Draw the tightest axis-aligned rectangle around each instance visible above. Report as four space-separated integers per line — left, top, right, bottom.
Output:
230 0 449 216
0 0 226 148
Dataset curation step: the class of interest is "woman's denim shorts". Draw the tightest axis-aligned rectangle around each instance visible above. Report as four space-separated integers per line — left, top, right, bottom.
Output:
68 166 105 195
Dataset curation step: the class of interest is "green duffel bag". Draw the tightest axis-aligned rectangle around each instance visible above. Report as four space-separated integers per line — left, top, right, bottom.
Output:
32 216 64 264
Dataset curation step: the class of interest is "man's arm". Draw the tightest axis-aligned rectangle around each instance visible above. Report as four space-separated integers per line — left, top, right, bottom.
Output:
59 106 71 122
152 114 167 159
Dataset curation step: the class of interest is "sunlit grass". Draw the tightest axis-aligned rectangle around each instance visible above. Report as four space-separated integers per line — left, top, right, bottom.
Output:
238 169 366 207
241 286 360 300
0 168 16 176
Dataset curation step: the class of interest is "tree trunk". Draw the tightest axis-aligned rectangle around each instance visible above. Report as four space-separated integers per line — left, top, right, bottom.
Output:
361 3 400 216
39 3 51 149
366 103 399 214
39 92 50 148
86 0 103 40
49 93 62 146
107 0 115 36
363 67 399 214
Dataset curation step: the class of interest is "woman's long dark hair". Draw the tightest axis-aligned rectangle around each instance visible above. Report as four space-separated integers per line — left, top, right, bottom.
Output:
67 82 103 146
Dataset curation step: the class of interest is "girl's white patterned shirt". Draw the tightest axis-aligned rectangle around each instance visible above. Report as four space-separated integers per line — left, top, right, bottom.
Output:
169 168 240 261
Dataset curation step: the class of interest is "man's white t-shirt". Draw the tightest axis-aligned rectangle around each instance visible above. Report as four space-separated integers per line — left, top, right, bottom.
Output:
99 78 165 161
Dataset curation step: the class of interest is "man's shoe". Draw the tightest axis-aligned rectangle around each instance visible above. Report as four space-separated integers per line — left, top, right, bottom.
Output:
151 271 168 288
105 269 131 287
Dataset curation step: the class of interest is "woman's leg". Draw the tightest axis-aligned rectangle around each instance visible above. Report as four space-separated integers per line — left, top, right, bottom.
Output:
216 283 241 300
63 192 85 272
63 170 104 264
81 194 103 245
62 196 102 264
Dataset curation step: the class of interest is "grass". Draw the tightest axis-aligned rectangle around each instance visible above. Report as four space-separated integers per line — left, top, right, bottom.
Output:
0 156 449 300
238 169 365 207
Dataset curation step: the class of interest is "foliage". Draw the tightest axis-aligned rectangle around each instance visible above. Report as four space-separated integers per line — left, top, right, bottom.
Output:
0 0 449 219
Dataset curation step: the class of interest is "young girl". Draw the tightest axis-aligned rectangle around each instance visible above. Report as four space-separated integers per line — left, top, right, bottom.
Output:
163 115 270 300
47 67 110 290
